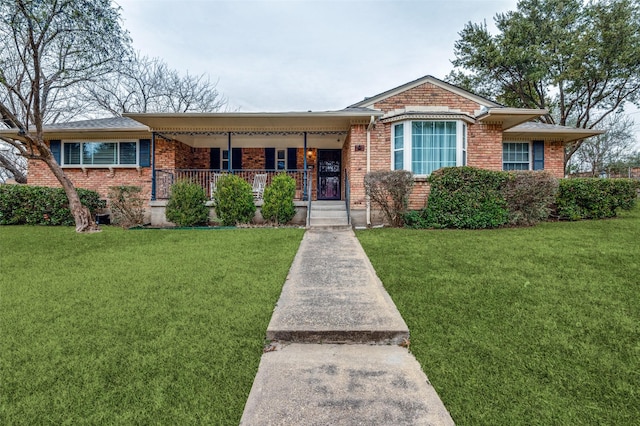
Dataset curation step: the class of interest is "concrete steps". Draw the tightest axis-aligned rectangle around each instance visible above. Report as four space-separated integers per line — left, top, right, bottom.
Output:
309 201 349 228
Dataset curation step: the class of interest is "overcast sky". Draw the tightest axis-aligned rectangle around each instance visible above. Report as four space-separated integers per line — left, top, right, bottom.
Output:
115 0 639 144
115 0 520 111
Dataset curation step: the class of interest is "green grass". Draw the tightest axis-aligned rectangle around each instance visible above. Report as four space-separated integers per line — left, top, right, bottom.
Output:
358 206 640 425
0 226 304 425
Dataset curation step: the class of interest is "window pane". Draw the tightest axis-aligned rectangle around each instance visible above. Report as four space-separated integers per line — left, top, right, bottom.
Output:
412 121 456 175
64 143 81 165
83 142 116 165
502 142 530 170
394 124 404 170
119 142 137 165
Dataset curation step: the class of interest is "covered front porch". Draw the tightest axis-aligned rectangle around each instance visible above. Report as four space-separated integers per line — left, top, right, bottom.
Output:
123 110 377 225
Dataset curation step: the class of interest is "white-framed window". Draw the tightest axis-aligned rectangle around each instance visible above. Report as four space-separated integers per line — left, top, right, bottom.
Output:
502 142 531 170
222 149 229 170
393 123 404 170
391 121 467 175
62 141 139 166
277 149 286 170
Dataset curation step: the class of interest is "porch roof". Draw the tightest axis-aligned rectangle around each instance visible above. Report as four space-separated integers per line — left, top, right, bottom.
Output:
504 122 605 143
475 108 549 130
123 109 382 133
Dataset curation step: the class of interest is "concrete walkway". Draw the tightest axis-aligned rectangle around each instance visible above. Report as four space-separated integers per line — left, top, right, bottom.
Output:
240 228 454 425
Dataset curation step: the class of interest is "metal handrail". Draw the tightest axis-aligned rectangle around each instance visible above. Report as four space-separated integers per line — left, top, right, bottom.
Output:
344 168 351 226
306 169 312 227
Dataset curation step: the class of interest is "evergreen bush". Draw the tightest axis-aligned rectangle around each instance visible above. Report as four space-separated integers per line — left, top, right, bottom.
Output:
0 185 105 225
261 174 296 224
107 185 146 228
555 178 639 220
423 167 509 229
165 180 209 227
213 174 256 226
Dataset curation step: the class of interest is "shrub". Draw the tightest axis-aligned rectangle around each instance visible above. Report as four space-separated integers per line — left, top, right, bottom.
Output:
213 174 256 226
502 171 558 226
107 185 145 228
261 174 296 224
403 210 431 229
423 167 509 229
555 178 639 220
165 180 209 227
0 185 105 226
364 170 414 227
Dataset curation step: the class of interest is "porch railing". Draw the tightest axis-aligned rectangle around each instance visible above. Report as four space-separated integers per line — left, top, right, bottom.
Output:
153 169 311 200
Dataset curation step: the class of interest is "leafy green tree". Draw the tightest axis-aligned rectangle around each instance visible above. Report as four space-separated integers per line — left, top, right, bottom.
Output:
0 0 131 232
448 0 640 173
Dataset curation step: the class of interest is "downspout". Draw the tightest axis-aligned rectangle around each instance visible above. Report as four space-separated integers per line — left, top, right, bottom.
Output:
366 115 375 226
151 131 157 201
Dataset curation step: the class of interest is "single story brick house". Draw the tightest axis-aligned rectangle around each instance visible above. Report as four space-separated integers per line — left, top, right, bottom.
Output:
4 75 602 226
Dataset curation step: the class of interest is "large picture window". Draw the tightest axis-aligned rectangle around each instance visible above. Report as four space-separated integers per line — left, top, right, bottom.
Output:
392 121 467 175
62 141 139 166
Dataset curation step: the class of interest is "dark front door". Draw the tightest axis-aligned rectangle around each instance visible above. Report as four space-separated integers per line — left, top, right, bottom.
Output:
317 149 341 200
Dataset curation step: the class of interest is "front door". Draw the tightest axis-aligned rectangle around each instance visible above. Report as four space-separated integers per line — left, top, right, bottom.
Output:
317 149 341 200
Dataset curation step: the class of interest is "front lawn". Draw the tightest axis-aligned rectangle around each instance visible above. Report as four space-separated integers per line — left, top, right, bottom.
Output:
0 227 304 425
358 205 640 425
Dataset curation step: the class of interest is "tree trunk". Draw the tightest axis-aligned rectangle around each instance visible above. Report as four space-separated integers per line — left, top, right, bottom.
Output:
43 157 100 233
0 152 26 183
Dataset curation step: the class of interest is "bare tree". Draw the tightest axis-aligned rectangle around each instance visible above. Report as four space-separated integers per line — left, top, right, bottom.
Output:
0 142 26 183
82 52 226 115
0 0 131 232
570 114 637 176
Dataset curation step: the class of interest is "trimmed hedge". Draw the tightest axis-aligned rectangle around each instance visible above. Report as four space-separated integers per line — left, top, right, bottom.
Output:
261 174 296 224
165 180 209 227
213 174 256 226
555 178 639 220
0 185 105 226
407 167 637 229
423 167 509 229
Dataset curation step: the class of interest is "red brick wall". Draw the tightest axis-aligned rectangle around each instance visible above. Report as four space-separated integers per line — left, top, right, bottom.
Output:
347 125 368 209
155 137 177 169
372 81 482 115
468 123 504 171
243 148 265 169
545 141 565 177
